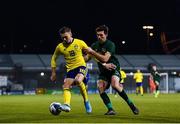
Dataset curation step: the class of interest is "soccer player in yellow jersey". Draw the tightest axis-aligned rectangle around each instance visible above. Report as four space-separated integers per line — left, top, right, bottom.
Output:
50 26 92 114
120 69 127 86
114 68 127 97
133 69 144 96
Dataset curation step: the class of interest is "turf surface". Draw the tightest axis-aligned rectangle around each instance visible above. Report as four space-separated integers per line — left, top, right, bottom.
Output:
0 93 180 123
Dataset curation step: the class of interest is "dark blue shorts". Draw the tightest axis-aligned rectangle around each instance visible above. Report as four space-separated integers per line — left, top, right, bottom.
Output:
66 66 89 85
136 82 143 87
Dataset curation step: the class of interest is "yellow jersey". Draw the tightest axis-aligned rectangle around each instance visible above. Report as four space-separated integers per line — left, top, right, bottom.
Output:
120 70 127 83
133 72 143 83
51 38 88 72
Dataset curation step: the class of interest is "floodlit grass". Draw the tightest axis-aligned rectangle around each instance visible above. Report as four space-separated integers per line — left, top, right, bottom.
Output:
0 93 180 123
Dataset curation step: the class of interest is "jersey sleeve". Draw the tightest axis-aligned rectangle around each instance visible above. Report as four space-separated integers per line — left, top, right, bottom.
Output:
123 71 127 78
121 71 126 78
51 45 61 68
80 40 89 49
91 43 96 49
133 74 137 79
155 71 161 78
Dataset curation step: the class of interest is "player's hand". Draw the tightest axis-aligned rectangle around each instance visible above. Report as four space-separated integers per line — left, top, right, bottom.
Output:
104 63 116 71
50 72 56 82
83 47 94 54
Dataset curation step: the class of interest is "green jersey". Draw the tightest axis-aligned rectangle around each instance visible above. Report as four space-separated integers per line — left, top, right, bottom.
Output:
91 40 120 74
151 70 160 83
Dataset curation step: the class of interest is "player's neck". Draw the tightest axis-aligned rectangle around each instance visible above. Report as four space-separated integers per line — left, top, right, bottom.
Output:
65 38 74 44
99 39 106 44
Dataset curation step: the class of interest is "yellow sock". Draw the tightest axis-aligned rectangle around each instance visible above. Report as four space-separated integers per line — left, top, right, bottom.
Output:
140 86 143 95
63 88 71 105
136 87 139 94
79 82 88 102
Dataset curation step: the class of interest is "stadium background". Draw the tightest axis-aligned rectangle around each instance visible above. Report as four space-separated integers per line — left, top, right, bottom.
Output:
0 0 180 54
0 0 180 95
0 54 180 95
0 0 180 123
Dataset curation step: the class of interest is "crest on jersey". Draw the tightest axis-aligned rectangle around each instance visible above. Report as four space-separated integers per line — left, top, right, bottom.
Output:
74 44 78 49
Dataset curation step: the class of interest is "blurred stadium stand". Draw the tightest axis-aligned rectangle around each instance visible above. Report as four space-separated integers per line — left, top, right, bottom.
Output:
1 54 180 71
121 55 155 70
10 54 45 70
149 55 180 70
0 55 13 70
0 54 180 95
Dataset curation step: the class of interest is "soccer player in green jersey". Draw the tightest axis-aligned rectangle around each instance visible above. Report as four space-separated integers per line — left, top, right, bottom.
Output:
84 25 139 115
150 64 161 98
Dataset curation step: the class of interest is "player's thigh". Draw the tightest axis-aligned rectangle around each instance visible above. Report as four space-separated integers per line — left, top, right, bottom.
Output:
154 81 159 86
111 75 120 87
110 69 121 87
63 78 74 88
111 75 123 91
74 73 84 84
74 66 88 85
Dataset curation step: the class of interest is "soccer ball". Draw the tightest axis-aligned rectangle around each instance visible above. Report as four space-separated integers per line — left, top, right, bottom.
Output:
49 102 62 115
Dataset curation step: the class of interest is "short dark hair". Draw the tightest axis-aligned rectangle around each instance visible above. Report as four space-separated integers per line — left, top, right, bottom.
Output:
96 25 109 35
59 26 71 34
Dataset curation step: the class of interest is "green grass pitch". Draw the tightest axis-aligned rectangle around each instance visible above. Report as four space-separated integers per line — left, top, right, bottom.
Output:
0 93 180 123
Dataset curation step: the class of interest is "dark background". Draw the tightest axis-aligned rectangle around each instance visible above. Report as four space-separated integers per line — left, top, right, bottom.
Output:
0 0 180 54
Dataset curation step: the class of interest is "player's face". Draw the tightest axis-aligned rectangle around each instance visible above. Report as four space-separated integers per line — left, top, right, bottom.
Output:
60 32 72 44
152 66 157 71
96 31 107 42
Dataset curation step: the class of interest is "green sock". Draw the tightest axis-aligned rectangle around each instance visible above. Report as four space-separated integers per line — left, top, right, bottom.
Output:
117 89 132 104
127 98 132 104
100 92 113 110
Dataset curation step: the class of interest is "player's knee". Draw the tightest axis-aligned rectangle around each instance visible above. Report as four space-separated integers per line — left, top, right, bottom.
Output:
97 80 106 93
111 83 116 89
111 82 120 89
63 83 71 89
97 85 105 93
155 82 159 86
112 83 123 92
97 83 103 89
74 79 81 85
98 89 104 94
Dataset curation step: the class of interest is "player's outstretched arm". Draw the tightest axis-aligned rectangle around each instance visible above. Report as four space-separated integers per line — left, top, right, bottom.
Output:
51 67 56 82
84 47 111 63
50 46 60 82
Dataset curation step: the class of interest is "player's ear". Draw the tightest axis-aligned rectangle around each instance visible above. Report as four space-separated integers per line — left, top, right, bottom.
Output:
105 33 108 37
